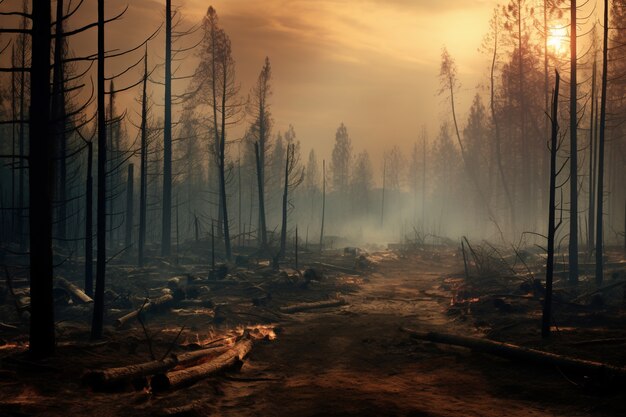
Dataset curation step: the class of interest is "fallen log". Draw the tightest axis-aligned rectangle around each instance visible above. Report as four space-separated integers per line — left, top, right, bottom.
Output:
402 328 626 379
279 298 346 314
83 355 178 390
151 339 253 391
82 345 231 390
176 345 231 367
115 294 174 328
56 277 93 304
313 262 360 275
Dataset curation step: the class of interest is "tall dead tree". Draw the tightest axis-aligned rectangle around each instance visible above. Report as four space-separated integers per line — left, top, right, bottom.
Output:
542 70 560 339
125 163 134 249
279 142 304 258
595 0 609 286
91 0 107 339
248 58 272 248
319 160 326 251
85 141 93 296
161 0 173 256
52 0 67 245
568 0 579 284
191 7 241 260
138 49 149 267
29 0 55 357
254 141 267 247
588 57 597 255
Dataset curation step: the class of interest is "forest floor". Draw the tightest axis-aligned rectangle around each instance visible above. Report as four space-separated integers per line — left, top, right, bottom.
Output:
1 245 626 417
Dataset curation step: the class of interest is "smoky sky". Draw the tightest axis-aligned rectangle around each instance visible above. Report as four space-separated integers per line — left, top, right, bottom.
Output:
1 0 500 177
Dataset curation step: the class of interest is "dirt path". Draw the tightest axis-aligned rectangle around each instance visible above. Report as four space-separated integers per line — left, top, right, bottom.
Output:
206 253 621 417
2 252 623 417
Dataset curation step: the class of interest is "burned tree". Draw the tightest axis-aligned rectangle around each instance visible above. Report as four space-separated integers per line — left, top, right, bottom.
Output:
248 57 273 248
189 6 242 260
279 129 304 259
28 0 55 358
161 0 173 257
542 70 560 339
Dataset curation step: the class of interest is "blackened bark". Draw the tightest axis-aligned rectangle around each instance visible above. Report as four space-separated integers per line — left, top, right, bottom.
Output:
542 71 560 339
85 142 93 296
595 0 609 286
91 0 107 339
254 142 267 247
138 49 148 268
52 0 67 245
569 0 579 284
161 0 172 256
279 144 291 258
29 0 55 358
125 164 134 249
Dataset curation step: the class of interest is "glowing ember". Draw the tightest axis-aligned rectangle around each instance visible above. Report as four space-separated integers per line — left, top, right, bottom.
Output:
0 341 28 351
240 324 277 341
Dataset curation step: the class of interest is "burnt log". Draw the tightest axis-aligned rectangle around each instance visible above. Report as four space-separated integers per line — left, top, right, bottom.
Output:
279 298 346 314
151 339 253 391
56 277 93 304
83 346 231 390
115 294 174 328
403 328 626 380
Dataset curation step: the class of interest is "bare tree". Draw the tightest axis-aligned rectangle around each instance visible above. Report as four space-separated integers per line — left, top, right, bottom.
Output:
568 0 579 284
248 57 273 247
279 132 304 258
161 0 173 256
595 0 609 286
28 0 55 357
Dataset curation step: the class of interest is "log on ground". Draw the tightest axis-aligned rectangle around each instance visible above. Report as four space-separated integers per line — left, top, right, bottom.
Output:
115 293 174 328
151 339 253 391
403 328 626 380
83 355 178 390
280 298 346 314
56 277 93 304
82 345 231 390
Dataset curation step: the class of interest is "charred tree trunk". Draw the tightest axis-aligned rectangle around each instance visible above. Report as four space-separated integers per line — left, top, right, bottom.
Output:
161 0 173 257
279 144 291 258
595 0 609 286
569 0 579 284
29 0 55 358
91 0 107 340
219 65 231 260
542 71 560 339
138 50 148 268
254 142 267 248
125 164 134 249
319 160 325 252
85 142 93 296
588 59 597 255
52 0 67 246
18 13 27 250
381 158 386 227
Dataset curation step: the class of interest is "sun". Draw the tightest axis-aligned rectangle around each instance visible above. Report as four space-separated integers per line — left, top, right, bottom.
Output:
547 26 568 56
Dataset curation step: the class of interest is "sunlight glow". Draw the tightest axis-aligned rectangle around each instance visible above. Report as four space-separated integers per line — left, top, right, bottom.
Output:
547 26 568 56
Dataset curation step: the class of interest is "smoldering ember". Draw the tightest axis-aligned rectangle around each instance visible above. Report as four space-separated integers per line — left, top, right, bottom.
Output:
0 0 626 416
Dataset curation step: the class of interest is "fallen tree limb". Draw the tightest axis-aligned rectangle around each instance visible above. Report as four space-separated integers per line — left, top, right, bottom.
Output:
280 298 346 314
571 280 626 304
115 294 174 328
402 328 626 379
56 277 93 304
151 339 253 391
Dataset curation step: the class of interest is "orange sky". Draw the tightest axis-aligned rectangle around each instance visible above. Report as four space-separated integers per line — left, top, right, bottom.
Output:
0 0 511 167
61 0 502 166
